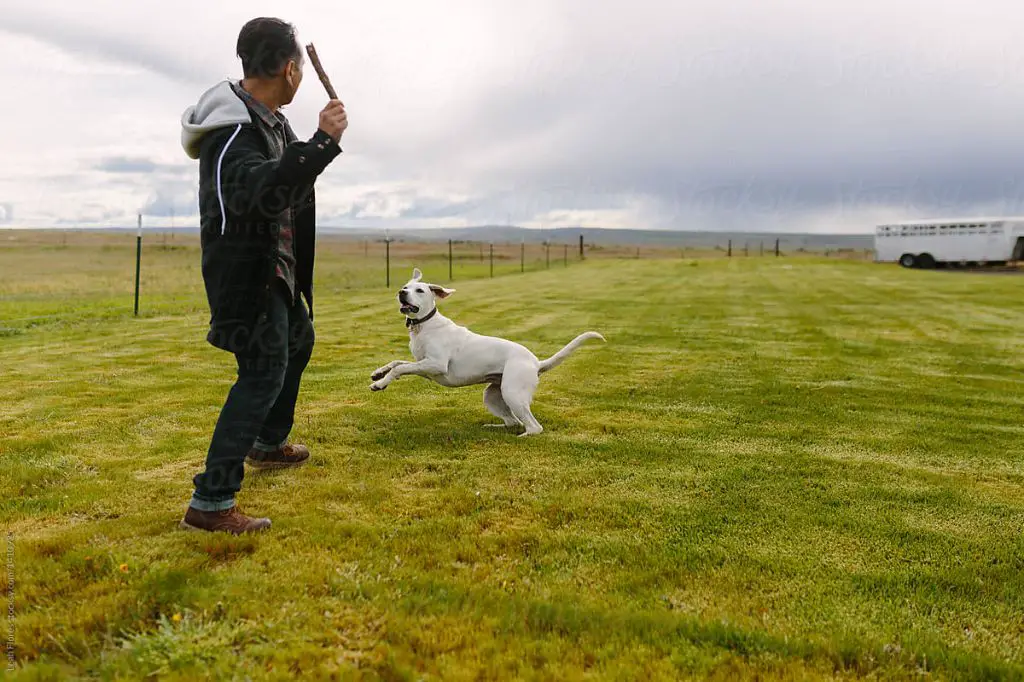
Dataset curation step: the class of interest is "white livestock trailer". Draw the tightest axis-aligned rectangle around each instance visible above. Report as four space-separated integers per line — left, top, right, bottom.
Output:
874 217 1024 268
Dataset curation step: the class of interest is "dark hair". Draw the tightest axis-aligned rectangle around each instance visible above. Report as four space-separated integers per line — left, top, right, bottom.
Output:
236 17 302 79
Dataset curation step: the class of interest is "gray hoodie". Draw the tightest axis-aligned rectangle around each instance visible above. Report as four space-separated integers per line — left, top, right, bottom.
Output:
180 80 253 160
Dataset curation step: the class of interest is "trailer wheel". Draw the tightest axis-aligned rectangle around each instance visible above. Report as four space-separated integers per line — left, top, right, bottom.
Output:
899 253 917 268
917 253 936 269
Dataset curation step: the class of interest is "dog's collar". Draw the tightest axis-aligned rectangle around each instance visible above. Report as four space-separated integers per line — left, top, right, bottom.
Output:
406 307 437 328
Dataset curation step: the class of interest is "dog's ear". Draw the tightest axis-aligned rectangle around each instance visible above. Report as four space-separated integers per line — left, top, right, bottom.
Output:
411 268 423 282
429 284 455 299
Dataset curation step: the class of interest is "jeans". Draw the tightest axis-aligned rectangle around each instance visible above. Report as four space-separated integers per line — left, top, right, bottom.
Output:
190 280 314 511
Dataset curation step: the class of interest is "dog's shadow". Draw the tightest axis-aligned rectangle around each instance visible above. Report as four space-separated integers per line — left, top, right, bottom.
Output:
361 412 536 454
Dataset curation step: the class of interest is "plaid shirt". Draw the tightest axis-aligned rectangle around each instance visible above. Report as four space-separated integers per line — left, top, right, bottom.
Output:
231 81 297 302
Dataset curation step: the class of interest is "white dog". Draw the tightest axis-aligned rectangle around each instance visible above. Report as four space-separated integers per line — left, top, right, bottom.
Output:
369 268 605 436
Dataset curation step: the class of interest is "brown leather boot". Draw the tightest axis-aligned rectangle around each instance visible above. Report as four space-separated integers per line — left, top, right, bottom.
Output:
245 443 310 470
179 505 271 534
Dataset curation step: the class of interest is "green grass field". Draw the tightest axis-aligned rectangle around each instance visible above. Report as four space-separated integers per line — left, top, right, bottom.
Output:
2 232 1023 680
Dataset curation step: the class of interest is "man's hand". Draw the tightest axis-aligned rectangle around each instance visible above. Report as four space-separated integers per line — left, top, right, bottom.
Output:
319 100 348 143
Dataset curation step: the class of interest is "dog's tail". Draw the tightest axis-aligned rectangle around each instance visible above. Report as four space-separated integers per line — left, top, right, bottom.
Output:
538 331 605 374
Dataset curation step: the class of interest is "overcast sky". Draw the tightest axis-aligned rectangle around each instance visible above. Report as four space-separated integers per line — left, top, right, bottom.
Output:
4 0 1024 233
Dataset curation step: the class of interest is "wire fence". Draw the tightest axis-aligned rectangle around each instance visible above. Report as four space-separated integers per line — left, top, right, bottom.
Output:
0 229 877 330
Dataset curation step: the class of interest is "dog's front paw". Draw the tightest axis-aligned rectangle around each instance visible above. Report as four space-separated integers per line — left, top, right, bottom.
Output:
369 380 388 392
370 370 388 381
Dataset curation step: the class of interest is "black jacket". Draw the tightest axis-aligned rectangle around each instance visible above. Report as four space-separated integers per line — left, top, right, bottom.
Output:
181 80 342 354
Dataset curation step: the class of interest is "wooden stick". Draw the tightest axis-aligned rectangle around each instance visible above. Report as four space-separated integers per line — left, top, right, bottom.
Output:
305 42 338 100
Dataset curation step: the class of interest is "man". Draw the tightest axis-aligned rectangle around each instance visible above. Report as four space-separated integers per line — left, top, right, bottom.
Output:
178 17 348 533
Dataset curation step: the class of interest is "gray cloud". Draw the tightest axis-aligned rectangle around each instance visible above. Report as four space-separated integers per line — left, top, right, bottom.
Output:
55 207 127 225
0 6 206 84
347 2 1024 230
9 1 1024 231
94 157 189 174
141 183 199 218
338 190 479 221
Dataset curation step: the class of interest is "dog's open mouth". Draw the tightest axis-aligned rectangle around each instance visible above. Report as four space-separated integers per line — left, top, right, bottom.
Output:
398 291 419 315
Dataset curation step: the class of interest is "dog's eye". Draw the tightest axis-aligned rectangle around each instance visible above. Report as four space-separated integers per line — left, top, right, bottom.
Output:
417 288 424 293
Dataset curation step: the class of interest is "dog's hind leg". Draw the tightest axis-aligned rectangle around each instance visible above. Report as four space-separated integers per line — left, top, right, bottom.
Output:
483 383 521 429
500 364 543 436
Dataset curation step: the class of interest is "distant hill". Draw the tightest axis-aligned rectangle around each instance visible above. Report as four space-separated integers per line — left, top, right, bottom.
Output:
339 225 874 249
5 224 875 249
314 225 873 250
